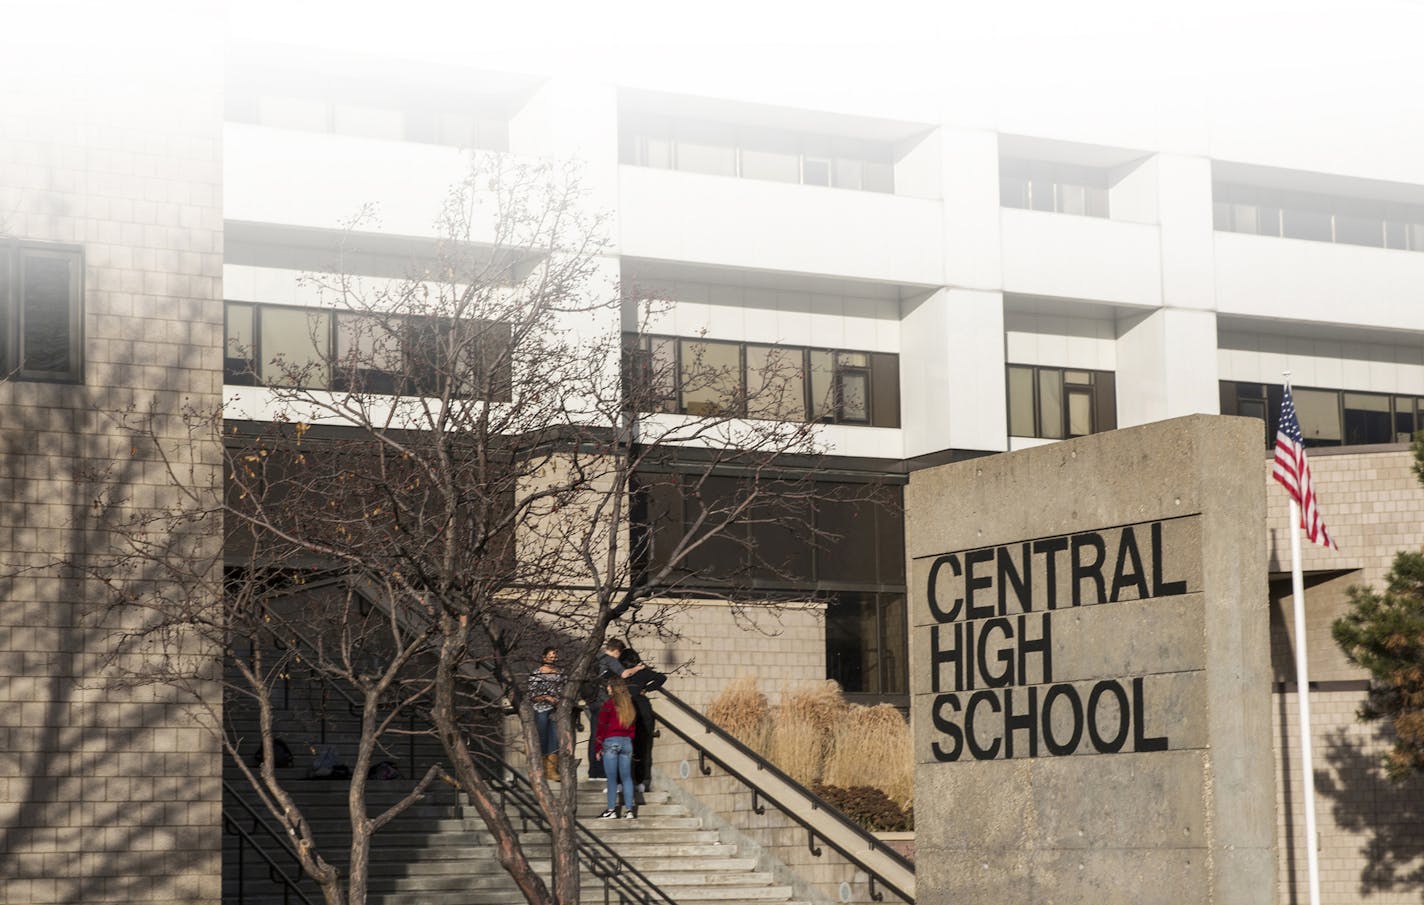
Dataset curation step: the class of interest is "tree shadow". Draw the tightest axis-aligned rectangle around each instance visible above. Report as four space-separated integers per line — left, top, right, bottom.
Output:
1316 722 1424 900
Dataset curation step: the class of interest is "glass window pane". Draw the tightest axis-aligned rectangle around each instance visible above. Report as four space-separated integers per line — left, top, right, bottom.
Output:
1064 369 1092 386
225 302 255 383
809 349 835 419
1395 397 1417 443
1230 203 1258 234
1038 369 1063 439
683 476 747 579
1409 222 1424 252
879 594 908 695
740 148 800 183
260 307 331 388
1085 185 1109 217
21 253 74 376
745 344 807 421
747 481 813 581
1029 179 1055 212
862 162 894 194
1093 371 1116 431
825 593 877 694
873 483 906 583
832 158 862 191
1057 182 1087 215
1343 391 1392 445
679 339 741 415
1000 175 1030 209
1067 389 1093 437
1293 387 1341 444
802 158 831 187
836 351 868 368
1257 205 1282 237
1282 207 1333 242
335 313 400 393
1334 214 1383 247
675 140 735 176
839 371 869 422
818 494 878 583
870 352 900 428
1008 366 1035 436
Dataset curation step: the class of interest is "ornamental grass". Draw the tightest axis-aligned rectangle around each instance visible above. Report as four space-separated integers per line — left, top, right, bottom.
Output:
705 675 771 755
822 703 913 809
766 680 848 786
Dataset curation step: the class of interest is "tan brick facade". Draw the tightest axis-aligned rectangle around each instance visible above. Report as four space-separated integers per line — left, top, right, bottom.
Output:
0 10 224 904
1267 447 1424 903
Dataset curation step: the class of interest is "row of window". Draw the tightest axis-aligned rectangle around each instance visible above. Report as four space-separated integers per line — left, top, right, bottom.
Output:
1213 184 1424 252
226 93 510 151
0 241 84 384
619 115 896 193
1221 381 1424 448
224 301 512 400
1007 365 1117 440
624 334 901 428
999 159 1111 218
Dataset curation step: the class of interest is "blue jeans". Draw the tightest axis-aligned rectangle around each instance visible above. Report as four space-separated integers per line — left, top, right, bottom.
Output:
602 736 634 811
535 710 557 755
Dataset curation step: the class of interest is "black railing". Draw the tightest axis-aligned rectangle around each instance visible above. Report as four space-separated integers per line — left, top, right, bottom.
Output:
228 617 679 905
222 780 318 905
655 688 914 904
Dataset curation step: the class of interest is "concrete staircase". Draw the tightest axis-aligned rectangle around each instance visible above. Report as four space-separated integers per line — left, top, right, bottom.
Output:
224 768 812 905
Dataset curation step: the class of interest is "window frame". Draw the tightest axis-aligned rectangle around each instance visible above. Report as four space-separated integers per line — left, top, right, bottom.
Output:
1221 379 1424 449
1 240 85 384
625 333 901 428
1006 364 1116 440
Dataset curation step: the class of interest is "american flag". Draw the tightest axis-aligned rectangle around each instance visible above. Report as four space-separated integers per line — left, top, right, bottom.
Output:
1272 385 1336 549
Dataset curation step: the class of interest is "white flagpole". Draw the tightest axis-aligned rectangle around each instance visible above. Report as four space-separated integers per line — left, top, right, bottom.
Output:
1289 494 1322 905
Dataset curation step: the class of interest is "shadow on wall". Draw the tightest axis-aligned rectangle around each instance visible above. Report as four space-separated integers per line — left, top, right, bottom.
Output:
0 389 221 903
1316 724 1424 900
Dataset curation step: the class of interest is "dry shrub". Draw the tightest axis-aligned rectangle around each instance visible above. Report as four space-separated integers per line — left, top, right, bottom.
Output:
705 676 771 754
766 681 847 786
823 703 913 809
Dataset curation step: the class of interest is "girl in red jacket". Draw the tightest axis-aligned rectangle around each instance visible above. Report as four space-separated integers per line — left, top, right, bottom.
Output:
595 677 637 818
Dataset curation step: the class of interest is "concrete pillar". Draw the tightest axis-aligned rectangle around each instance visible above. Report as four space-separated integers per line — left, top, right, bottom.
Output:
1116 307 1220 426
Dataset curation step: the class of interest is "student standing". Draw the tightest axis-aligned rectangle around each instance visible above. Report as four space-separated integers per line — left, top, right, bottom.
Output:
594 677 638 819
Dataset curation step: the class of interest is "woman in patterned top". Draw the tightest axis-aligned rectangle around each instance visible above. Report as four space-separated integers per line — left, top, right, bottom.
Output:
529 646 566 782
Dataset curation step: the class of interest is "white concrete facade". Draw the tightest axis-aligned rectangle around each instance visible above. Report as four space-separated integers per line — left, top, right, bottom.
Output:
223 35 1424 461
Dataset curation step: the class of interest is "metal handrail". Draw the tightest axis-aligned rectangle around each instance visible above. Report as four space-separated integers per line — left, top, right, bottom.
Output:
654 688 915 904
221 803 318 905
230 612 681 905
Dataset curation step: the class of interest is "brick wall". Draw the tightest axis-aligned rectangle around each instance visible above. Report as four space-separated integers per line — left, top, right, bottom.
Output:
0 9 224 904
1267 447 1424 903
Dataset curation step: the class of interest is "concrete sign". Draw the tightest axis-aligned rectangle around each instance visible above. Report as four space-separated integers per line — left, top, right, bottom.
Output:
908 416 1274 905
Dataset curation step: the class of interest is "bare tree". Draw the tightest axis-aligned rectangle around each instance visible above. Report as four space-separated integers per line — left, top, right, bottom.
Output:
85 157 841 905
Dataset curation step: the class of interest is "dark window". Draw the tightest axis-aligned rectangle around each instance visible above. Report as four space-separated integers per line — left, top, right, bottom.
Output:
1221 380 1422 448
0 241 83 383
1006 365 1116 439
224 301 510 400
625 334 900 428
826 592 907 696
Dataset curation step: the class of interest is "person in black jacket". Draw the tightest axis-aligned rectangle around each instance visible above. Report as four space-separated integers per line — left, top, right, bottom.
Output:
619 646 666 796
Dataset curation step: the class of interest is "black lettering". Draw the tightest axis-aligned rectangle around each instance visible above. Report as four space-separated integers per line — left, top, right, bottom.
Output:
1017 613 1053 685
1151 521 1188 597
963 621 976 691
930 624 963 694
1033 536 1069 609
927 554 963 622
1109 526 1150 602
964 690 1002 760
965 549 995 619
1132 677 1169 752
931 694 963 762
1042 684 1084 756
1003 686 1039 758
978 617 1015 688
1087 680 1130 754
997 543 1032 615
1071 533 1106 606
